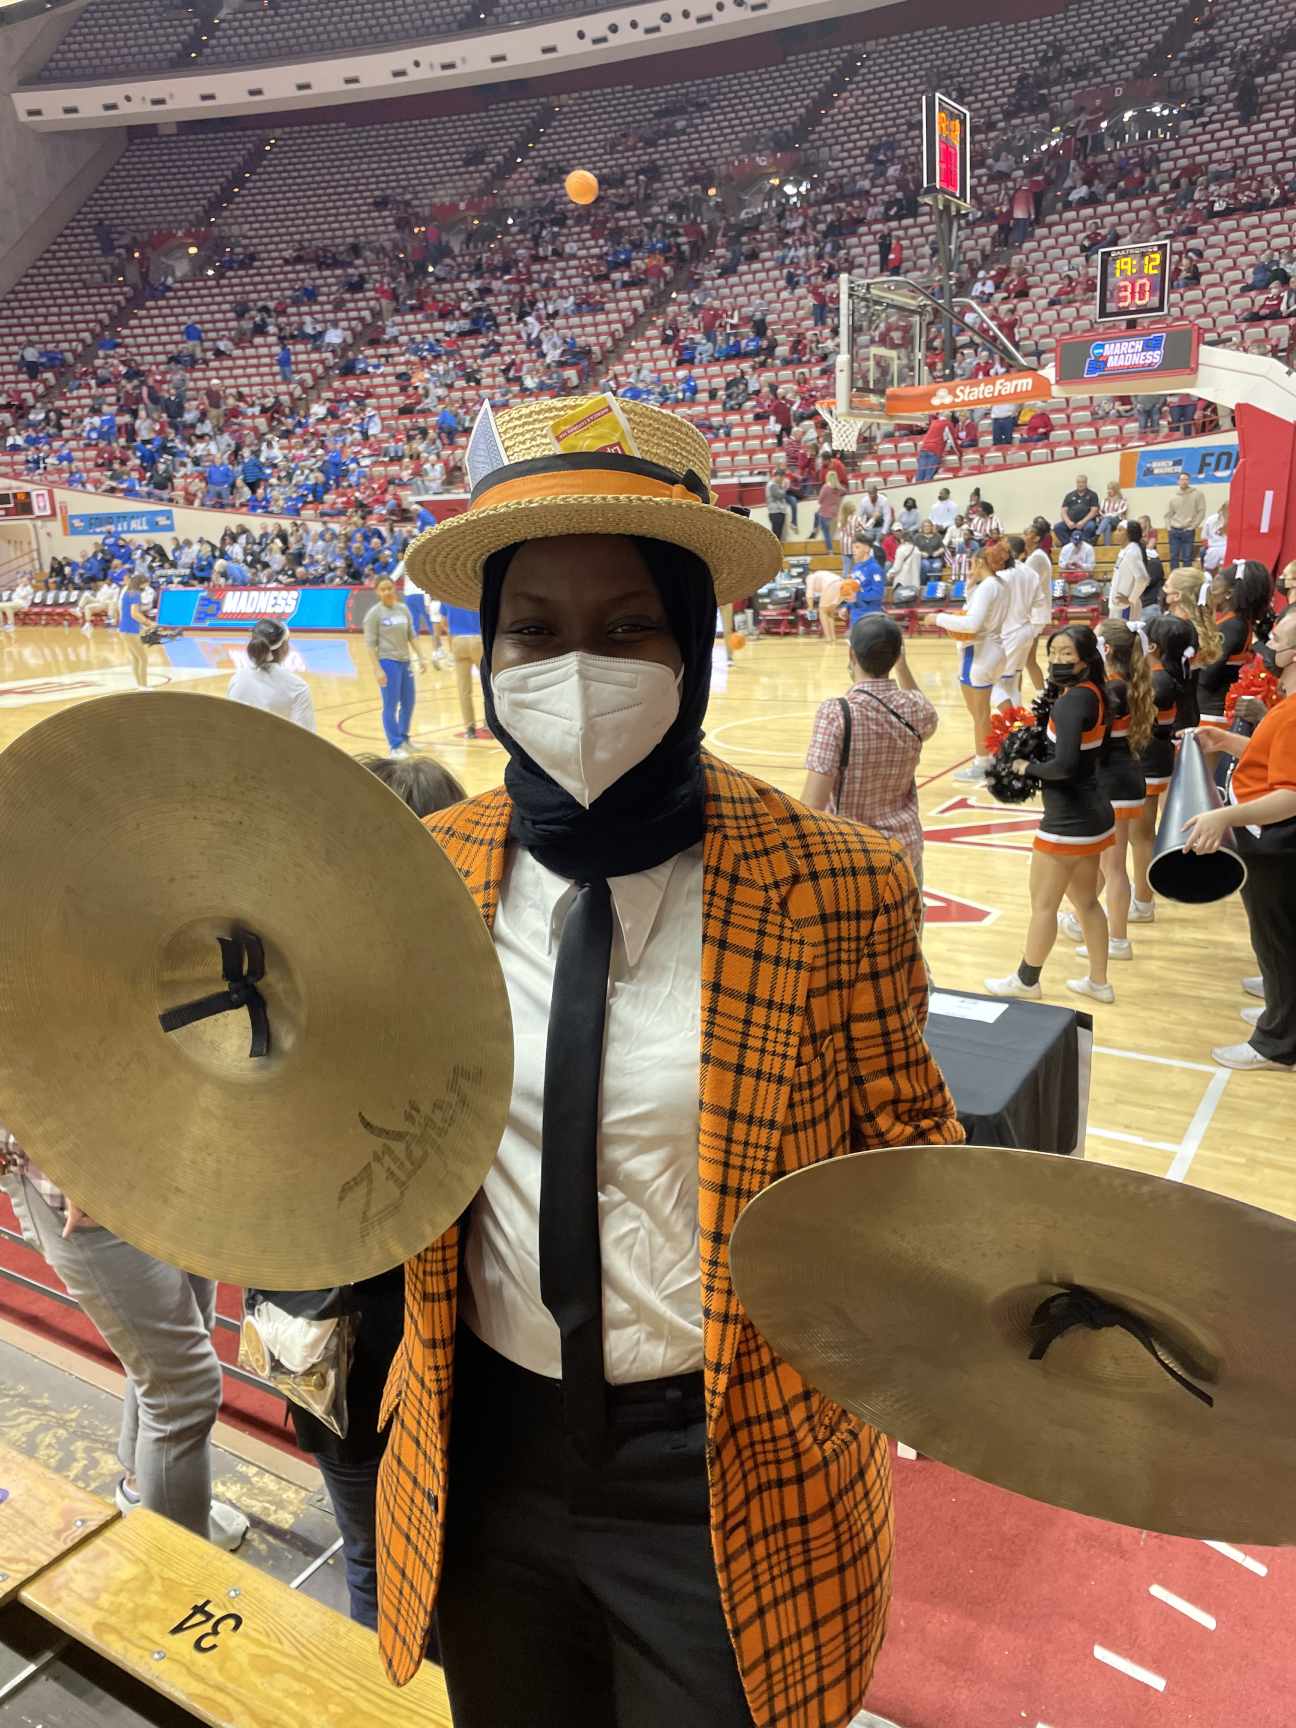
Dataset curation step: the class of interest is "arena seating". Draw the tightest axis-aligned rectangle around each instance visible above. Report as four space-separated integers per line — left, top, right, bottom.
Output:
189 0 478 72
0 130 266 410
4 0 1295 513
36 0 199 81
0 1447 454 1726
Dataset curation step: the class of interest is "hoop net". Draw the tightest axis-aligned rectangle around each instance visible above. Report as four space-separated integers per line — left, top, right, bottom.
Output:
816 399 873 451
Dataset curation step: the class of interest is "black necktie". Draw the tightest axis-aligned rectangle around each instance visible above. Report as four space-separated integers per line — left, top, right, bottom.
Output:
540 876 613 1447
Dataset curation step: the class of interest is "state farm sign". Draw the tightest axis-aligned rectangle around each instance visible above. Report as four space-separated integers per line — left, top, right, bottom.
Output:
885 371 1053 416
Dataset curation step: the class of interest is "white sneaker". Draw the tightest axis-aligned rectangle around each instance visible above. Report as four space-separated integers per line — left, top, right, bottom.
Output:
1076 938 1132 961
1067 976 1115 1003
388 746 409 759
1211 1042 1295 1072
81 623 93 635
1056 911 1083 942
208 1501 249 1552
1242 976 1265 1000
953 764 987 783
984 971 1041 999
1128 898 1156 923
1240 1004 1264 1026
117 1478 248 1552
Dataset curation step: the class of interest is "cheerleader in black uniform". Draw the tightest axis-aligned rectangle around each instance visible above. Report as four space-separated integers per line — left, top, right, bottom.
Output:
986 623 1116 1003
1129 614 1195 916
1070 620 1155 963
1197 561 1275 719
1165 569 1219 728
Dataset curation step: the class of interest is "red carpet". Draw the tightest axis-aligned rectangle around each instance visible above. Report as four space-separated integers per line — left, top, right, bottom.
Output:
0 1194 299 1456
871 1448 1290 1728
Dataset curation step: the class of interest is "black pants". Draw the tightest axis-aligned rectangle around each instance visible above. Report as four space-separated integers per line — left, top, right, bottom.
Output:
436 1326 757 1728
1238 848 1296 1065
768 509 786 541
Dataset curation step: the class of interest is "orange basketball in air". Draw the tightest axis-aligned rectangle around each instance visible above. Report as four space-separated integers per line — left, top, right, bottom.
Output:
565 169 600 205
728 632 747 652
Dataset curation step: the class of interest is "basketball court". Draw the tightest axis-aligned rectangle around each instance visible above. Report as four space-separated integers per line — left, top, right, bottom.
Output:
0 620 1286 1220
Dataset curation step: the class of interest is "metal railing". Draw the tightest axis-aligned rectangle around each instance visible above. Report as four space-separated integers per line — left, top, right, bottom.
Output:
0 1223 286 1401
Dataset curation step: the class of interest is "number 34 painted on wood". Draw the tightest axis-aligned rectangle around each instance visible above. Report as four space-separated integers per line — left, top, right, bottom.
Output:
170 1599 244 1653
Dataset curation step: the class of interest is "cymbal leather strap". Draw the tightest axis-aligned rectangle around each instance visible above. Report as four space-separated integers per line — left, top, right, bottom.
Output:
1029 1286 1214 1407
158 930 271 1059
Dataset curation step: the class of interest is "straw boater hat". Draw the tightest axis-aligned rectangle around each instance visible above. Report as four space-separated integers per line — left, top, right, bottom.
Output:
404 395 781 607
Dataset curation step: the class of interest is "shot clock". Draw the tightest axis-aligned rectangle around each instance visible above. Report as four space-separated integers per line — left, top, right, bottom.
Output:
1095 239 1172 323
921 93 971 210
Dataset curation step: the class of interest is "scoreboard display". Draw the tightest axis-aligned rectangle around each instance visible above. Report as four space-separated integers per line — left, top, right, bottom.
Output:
921 93 971 210
0 489 52 520
1096 240 1171 323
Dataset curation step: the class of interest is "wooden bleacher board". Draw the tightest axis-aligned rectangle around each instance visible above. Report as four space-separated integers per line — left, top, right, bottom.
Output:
0 1443 117 1607
21 1508 452 1728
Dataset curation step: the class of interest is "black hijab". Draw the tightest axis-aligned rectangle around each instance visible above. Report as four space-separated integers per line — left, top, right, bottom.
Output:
479 535 717 879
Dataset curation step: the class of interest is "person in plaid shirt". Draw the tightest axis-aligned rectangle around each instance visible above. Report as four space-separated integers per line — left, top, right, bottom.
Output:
800 615 938 879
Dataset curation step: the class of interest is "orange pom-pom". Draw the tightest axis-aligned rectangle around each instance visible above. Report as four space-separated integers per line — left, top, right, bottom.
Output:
1224 654 1280 720
565 169 600 206
982 705 1036 753
728 632 747 652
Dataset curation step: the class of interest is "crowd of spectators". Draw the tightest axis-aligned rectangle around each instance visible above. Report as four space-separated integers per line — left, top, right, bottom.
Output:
6 0 1296 521
43 512 430 594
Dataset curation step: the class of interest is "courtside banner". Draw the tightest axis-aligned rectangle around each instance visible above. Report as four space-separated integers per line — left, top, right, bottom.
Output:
1119 439 1238 489
66 508 174 536
158 585 380 631
885 372 1052 416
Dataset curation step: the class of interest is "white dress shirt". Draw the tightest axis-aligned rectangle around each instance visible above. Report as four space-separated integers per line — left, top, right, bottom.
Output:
460 841 705 1384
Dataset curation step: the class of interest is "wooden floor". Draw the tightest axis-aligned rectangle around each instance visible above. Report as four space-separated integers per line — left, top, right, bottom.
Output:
2 623 1290 1222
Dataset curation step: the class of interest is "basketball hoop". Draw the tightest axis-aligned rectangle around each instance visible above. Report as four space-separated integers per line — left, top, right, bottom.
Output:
815 397 884 452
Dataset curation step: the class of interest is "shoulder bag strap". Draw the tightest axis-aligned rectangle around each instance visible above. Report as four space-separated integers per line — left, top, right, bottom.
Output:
852 685 925 740
835 696 852 800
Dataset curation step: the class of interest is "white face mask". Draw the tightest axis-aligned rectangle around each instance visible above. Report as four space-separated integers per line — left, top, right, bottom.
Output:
491 651 682 808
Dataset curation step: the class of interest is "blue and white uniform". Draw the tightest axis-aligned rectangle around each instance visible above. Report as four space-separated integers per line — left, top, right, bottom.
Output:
934 571 1010 690
395 562 436 639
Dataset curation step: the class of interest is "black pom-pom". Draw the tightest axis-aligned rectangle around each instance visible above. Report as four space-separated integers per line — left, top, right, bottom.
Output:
984 719 1049 806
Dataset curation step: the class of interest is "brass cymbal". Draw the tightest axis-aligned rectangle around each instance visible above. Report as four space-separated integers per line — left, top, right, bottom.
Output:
0 692 512 1288
729 1146 1296 1543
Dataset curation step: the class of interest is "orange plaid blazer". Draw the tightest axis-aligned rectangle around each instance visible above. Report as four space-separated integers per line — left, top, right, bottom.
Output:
376 751 962 1727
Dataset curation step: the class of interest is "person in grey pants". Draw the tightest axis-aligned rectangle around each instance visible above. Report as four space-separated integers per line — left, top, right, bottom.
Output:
0 1143 247 1550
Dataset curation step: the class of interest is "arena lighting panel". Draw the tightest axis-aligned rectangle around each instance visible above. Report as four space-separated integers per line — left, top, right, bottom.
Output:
1052 322 1202 395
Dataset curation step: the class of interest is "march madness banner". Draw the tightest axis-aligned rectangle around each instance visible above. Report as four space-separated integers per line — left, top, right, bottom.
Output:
157 585 380 631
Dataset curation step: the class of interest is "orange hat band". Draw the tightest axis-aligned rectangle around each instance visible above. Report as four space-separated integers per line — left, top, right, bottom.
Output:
467 450 713 514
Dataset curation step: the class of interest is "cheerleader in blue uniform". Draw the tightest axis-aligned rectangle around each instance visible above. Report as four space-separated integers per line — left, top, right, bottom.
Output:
986 623 1116 1003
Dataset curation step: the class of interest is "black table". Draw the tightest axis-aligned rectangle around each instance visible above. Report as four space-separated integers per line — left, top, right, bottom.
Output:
923 990 1093 1154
